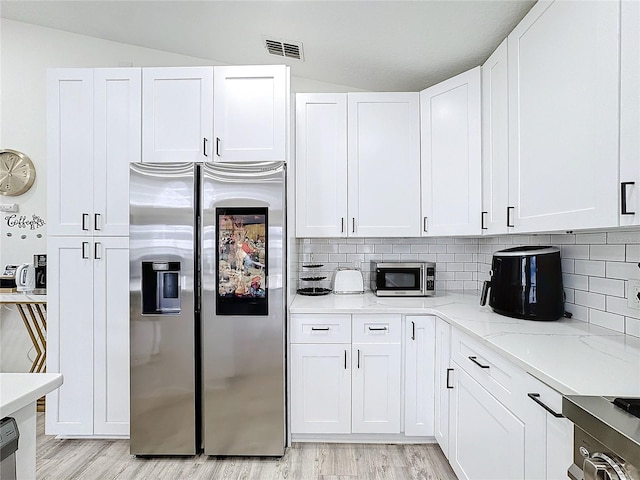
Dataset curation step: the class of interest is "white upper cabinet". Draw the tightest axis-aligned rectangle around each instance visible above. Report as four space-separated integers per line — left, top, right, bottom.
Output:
348 93 421 237
420 67 481 236
142 67 213 162
481 40 510 235
47 69 94 237
48 68 140 237
213 65 287 162
620 0 640 225
508 0 620 232
93 68 141 236
295 94 348 237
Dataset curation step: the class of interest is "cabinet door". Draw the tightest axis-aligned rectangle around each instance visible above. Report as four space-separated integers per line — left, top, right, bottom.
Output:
421 67 481 236
508 0 620 232
620 0 640 226
546 414 574 479
94 68 141 236
93 237 130 435
404 316 435 436
295 94 348 237
46 237 95 436
481 40 510 235
290 344 351 434
434 318 451 457
142 67 213 162
449 363 526 480
213 65 287 162
47 69 94 236
352 343 401 434
347 93 421 237
523 374 573 480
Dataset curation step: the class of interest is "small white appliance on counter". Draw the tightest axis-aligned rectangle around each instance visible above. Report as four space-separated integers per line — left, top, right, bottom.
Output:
331 268 364 294
15 263 35 293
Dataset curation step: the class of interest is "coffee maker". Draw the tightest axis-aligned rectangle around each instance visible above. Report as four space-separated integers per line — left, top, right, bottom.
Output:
33 254 46 295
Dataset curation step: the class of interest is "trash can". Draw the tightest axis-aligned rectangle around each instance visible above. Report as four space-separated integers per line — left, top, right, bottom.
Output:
0 417 19 480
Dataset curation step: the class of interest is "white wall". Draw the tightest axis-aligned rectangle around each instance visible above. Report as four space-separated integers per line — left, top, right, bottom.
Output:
0 19 366 372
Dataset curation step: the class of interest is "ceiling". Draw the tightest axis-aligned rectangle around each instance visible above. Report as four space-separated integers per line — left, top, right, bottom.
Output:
0 0 536 91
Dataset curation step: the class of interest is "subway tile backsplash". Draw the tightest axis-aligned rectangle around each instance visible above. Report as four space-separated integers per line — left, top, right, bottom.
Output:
297 228 640 337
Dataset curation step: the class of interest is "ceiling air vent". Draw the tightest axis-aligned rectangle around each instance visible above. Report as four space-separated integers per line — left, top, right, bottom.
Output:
263 36 304 61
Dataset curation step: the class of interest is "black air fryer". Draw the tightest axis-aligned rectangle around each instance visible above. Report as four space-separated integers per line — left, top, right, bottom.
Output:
480 246 564 321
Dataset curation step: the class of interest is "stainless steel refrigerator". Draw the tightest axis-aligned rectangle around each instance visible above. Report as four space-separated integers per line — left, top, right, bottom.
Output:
129 161 285 456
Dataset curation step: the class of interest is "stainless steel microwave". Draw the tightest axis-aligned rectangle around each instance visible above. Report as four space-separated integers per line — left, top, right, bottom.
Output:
370 262 435 296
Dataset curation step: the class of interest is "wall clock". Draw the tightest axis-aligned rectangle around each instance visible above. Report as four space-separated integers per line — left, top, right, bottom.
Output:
0 149 36 196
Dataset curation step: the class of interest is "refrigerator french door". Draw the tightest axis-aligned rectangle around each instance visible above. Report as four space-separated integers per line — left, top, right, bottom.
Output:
129 162 285 456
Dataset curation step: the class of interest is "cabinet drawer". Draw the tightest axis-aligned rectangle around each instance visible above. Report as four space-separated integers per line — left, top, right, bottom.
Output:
524 373 564 419
352 314 401 344
290 314 351 344
451 328 526 412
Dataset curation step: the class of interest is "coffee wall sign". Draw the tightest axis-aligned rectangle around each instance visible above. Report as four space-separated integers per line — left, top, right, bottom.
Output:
5 213 46 229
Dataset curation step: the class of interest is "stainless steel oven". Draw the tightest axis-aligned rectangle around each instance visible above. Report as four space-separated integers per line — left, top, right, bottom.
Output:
370 261 435 296
563 396 639 480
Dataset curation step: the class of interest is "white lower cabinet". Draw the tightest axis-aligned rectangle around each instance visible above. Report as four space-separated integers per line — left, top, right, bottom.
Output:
404 316 435 437
442 327 572 480
449 362 527 480
434 317 451 455
523 374 574 480
290 313 403 436
352 343 401 434
290 343 351 434
46 236 130 436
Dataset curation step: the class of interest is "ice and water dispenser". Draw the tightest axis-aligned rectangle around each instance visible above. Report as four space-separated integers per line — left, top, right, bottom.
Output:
141 262 181 314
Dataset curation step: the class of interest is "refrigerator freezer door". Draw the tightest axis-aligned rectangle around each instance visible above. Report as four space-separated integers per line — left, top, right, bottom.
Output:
129 163 197 455
201 162 286 456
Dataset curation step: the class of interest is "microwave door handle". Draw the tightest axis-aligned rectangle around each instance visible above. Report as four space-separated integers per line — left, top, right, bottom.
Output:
420 266 425 294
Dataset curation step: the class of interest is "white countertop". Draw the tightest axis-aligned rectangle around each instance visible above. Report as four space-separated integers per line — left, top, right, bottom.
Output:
290 292 640 397
0 293 47 303
0 373 63 417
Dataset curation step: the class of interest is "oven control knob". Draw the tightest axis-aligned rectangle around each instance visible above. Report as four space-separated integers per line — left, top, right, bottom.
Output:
583 453 630 480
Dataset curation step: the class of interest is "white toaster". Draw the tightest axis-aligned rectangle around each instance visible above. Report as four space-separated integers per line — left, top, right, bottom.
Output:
332 268 364 294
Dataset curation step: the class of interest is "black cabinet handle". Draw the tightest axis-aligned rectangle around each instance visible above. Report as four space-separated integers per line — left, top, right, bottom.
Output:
507 207 515 228
81 241 90 259
411 321 415 341
621 182 635 215
368 326 388 331
481 211 488 230
341 217 345 233
94 242 102 260
311 327 330 331
446 368 454 389
423 217 428 233
82 213 90 231
344 350 347 369
527 393 564 418
216 137 221 157
352 218 356 233
468 356 490 369
203 137 208 157
357 349 360 369
94 213 101 231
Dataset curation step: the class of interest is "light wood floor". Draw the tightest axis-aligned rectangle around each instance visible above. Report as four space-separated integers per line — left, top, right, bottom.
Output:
36 414 458 480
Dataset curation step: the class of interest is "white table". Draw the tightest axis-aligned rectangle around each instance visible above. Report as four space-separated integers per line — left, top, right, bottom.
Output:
0 373 63 480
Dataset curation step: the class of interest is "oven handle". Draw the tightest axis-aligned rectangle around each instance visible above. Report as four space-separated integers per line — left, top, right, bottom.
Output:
527 393 564 418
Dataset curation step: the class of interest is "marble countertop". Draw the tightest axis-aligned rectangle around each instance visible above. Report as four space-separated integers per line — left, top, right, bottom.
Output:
0 373 63 417
0 293 47 303
290 292 640 397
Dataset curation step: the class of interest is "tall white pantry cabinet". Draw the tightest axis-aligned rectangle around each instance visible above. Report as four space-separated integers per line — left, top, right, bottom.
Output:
46 68 140 436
